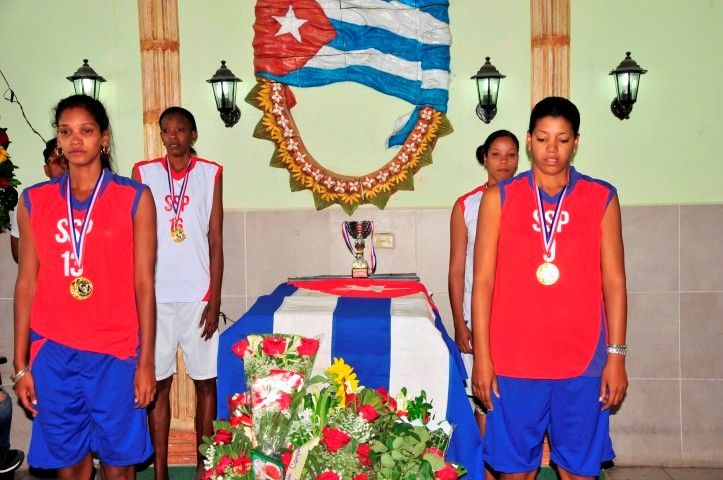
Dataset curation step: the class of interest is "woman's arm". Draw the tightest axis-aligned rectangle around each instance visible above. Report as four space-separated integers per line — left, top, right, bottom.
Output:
599 193 628 410
448 201 472 353
471 185 502 409
133 188 157 408
200 172 224 340
13 196 39 415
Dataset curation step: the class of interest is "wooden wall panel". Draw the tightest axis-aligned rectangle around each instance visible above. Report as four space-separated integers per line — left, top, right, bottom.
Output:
531 0 570 104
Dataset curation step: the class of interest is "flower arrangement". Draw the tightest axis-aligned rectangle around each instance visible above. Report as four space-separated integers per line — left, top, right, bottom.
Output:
0 127 20 233
202 334 466 480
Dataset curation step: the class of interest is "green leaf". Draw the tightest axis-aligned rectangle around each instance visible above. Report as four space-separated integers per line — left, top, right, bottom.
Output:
381 452 395 467
422 454 445 471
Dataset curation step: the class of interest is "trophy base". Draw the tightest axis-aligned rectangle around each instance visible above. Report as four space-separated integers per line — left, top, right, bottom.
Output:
351 267 369 278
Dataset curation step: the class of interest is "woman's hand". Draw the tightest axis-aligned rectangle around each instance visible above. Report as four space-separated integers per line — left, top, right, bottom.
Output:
455 324 473 354
600 355 628 410
200 301 220 341
134 362 156 409
15 373 38 416
472 356 499 411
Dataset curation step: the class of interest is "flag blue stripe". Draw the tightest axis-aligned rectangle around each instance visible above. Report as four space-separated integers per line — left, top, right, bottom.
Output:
331 297 391 389
380 0 450 23
327 19 450 71
216 284 298 418
445 356 485 478
260 67 448 111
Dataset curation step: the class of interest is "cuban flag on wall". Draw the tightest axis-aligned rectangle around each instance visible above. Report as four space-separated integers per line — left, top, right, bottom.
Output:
253 0 451 147
218 282 483 478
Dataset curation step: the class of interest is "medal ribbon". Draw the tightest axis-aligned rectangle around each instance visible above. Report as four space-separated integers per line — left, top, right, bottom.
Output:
341 221 377 274
166 157 191 228
535 182 567 258
66 170 105 270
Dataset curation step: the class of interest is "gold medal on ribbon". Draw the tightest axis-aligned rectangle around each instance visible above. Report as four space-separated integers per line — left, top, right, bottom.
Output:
536 262 560 286
70 276 94 300
171 224 187 243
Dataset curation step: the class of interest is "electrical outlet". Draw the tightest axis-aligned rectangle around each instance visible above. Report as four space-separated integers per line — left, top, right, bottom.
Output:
373 232 394 249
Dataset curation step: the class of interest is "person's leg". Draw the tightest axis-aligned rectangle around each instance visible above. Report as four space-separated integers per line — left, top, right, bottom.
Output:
99 464 135 480
0 388 11 458
57 453 93 480
148 376 174 480
548 376 609 480
500 472 537 480
193 378 217 471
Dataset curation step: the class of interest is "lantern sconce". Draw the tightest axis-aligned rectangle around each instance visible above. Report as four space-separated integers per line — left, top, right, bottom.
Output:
471 57 505 123
206 60 242 128
67 59 106 100
609 52 647 120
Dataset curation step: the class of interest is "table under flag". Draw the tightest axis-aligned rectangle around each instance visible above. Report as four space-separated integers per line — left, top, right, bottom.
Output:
217 278 483 478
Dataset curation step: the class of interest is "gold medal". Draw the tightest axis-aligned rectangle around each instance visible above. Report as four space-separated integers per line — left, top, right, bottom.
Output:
171 225 187 243
70 276 93 300
536 262 560 286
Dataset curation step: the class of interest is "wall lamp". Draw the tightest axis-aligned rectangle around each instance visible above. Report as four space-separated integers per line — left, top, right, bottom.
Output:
471 57 505 123
207 60 242 128
67 59 106 100
609 52 647 120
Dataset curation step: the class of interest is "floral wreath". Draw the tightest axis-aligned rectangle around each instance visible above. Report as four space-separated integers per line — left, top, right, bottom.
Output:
0 127 20 233
246 78 453 215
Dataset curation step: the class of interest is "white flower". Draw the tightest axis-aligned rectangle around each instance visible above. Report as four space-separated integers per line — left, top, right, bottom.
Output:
272 82 283 92
287 139 299 151
271 93 283 103
415 122 428 132
405 143 416 153
421 108 433 120
323 177 336 189
302 163 313 173
349 182 359 192
312 169 323 181
272 105 284 116
412 133 422 142
277 116 289 128
335 182 346 193
389 162 400 173
399 152 409 164
376 171 389 182
294 152 307 164
283 127 294 138
363 177 375 188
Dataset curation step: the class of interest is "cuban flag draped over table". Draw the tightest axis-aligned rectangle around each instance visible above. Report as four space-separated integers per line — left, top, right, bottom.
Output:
218 281 483 478
253 0 451 147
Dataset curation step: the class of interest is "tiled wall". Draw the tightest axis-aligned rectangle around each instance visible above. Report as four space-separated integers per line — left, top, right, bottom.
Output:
1 204 721 467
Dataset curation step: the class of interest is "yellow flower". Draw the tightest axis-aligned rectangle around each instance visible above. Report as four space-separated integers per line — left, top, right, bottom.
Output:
327 358 359 407
0 146 8 163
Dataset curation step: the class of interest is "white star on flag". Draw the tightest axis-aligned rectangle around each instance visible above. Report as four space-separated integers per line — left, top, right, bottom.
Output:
273 5 307 42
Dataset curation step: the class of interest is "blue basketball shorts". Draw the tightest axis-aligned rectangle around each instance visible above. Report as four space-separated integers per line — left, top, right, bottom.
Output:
27 338 153 469
483 375 614 477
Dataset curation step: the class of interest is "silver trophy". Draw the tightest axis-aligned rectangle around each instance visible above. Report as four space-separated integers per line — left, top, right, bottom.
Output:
343 220 373 278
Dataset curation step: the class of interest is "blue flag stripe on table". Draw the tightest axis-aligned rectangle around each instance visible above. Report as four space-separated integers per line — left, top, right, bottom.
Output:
332 297 392 390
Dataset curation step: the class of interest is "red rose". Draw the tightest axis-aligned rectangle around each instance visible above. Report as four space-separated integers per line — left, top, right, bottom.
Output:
228 392 248 411
358 404 379 422
297 337 320 357
0 129 9 149
375 387 390 402
316 472 340 480
345 392 359 408
397 409 408 417
262 336 287 355
280 450 293 469
321 426 350 453
356 443 372 467
216 455 232 474
232 339 251 358
213 428 233 444
353 475 370 480
425 447 445 457
201 468 214 480
232 455 251 474
229 413 252 427
264 464 282 480
277 392 292 410
434 464 459 480
0 178 9 189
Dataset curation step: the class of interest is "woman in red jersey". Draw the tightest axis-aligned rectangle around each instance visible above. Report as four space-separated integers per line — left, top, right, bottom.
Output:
472 97 628 480
13 95 156 480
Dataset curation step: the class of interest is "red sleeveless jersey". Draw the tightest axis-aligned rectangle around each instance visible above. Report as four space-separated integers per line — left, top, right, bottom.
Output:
23 171 145 359
490 167 616 379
